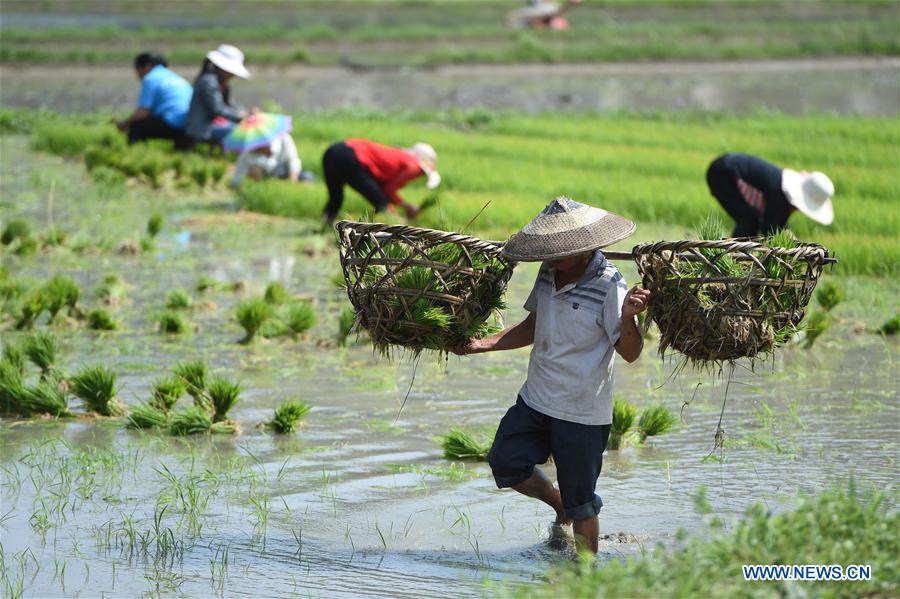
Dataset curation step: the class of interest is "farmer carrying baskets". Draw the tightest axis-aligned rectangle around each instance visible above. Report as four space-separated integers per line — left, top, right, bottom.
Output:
452 196 650 554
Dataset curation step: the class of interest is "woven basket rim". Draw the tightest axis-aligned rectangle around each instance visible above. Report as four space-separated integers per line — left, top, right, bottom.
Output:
335 220 504 254
632 238 830 262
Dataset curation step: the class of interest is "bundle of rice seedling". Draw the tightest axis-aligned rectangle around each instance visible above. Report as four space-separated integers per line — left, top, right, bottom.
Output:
2 343 25 375
41 275 80 320
166 289 193 310
147 214 163 238
877 315 899 336
265 399 311 434
264 282 289 305
235 299 272 343
169 407 213 436
284 301 316 335
195 275 221 294
609 398 639 450
87 308 117 331
802 311 831 349
158 310 188 334
439 426 495 460
0 360 28 414
337 222 513 355
14 291 45 329
206 375 241 422
69 364 124 416
1 219 31 246
337 306 356 346
95 275 126 306
126 402 169 429
174 359 207 407
636 404 677 443
815 280 843 312
23 332 58 378
150 376 186 412
633 222 832 365
19 381 70 417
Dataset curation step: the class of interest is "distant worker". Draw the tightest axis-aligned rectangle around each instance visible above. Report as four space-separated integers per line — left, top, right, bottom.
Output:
115 53 192 146
508 0 582 30
230 132 309 188
706 153 834 237
321 139 441 226
185 44 251 145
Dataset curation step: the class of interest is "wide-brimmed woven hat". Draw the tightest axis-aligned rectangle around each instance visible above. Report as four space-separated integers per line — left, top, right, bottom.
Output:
407 143 441 189
781 169 834 225
207 44 251 79
502 196 636 262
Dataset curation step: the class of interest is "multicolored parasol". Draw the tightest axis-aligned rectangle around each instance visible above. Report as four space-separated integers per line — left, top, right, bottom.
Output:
222 112 293 153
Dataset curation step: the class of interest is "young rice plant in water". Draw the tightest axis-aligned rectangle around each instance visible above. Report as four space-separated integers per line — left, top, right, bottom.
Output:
440 426 495 460
236 298 273 343
87 307 118 330
69 364 124 416
174 359 207 406
150 376 185 412
166 289 193 310
23 331 58 378
265 399 311 434
207 376 241 422
126 402 169 429
158 310 189 334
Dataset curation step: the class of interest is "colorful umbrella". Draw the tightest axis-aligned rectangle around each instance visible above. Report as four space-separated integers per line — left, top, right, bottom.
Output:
222 112 293 153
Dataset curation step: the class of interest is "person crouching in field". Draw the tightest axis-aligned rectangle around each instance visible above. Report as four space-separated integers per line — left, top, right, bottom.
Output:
452 197 650 553
230 132 309 188
115 53 192 147
321 139 441 227
706 152 835 237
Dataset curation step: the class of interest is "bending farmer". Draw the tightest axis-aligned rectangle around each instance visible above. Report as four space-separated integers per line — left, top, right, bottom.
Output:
115 53 192 146
321 139 441 226
706 153 834 237
452 197 650 554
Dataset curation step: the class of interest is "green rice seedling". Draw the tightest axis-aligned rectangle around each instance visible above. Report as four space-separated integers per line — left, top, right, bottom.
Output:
41 275 80 320
236 298 273 343
169 407 212 436
265 399 311 434
158 310 188 334
2 343 25 375
815 280 843 312
439 426 494 460
337 305 356 346
284 301 316 335
173 359 207 405
13 235 38 255
14 290 45 329
206 376 241 422
330 272 347 289
877 315 899 336
126 402 169 429
264 282 289 305
139 154 165 187
147 213 163 238
1 219 31 245
210 420 238 434
19 381 70 417
90 165 126 192
87 307 117 331
208 162 226 185
69 364 124 416
23 331 58 377
150 376 186 413
190 161 209 188
95 274 126 305
165 289 193 310
609 397 639 450
636 404 677 443
0 360 28 414
41 228 67 248
84 145 119 171
802 311 831 349
195 275 221 294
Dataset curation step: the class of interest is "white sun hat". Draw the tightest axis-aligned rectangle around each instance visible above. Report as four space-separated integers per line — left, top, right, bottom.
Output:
407 143 441 189
502 196 636 262
207 44 251 80
781 169 834 225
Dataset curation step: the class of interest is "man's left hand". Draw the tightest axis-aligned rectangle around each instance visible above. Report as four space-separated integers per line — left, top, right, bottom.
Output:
622 285 651 318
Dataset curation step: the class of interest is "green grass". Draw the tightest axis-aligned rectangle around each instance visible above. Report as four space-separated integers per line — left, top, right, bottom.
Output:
513 480 897 599
265 399 311 434
69 364 123 416
439 426 495 461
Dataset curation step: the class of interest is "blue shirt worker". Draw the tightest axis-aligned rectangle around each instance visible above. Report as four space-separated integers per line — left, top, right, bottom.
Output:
115 53 192 146
452 197 651 554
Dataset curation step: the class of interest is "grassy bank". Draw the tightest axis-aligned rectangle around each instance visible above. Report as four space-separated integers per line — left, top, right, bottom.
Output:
1 1 898 67
503 481 898 598
9 108 898 277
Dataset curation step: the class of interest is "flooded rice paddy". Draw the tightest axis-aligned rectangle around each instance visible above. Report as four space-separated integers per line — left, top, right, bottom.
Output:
1 135 898 598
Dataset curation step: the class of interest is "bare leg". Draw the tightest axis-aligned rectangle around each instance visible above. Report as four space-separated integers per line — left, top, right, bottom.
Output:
511 468 571 526
573 516 599 554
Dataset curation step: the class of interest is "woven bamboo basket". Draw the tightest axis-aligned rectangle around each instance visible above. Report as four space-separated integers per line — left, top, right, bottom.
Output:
336 221 515 354
632 238 833 364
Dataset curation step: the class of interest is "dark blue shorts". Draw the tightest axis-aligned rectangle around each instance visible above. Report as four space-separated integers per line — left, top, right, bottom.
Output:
488 396 611 520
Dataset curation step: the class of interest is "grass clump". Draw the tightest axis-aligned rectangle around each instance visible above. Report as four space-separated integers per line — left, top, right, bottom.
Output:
169 407 213 436
815 280 843 312
207 375 241 422
150 376 185 413
439 426 494 460
236 298 273 343
158 310 189 334
264 282 289 304
87 307 117 330
173 359 207 406
69 364 123 416
22 331 58 378
165 289 193 310
126 402 169 429
877 315 899 336
265 399 311 434
609 398 639 450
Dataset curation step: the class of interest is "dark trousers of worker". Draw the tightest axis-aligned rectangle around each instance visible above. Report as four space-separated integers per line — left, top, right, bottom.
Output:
706 156 761 238
127 116 189 149
322 142 390 221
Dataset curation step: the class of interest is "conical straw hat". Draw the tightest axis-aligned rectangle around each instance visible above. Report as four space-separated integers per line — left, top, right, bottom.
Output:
502 196 635 262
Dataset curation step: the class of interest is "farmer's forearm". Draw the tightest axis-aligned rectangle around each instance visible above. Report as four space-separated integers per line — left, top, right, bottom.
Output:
472 313 535 353
614 315 643 363
122 107 151 127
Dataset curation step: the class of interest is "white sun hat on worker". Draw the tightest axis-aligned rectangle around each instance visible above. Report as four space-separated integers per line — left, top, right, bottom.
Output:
502 196 636 262
207 44 251 79
781 169 834 225
407 143 442 189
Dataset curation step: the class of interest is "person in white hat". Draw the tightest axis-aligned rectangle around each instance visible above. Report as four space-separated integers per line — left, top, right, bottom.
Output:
706 153 835 237
185 44 251 144
452 196 651 554
321 138 441 226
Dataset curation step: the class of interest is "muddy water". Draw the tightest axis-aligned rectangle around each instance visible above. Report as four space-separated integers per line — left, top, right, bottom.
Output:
1 137 898 597
2 58 899 116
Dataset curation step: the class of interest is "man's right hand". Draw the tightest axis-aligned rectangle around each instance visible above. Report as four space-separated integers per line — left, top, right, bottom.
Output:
450 338 485 356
